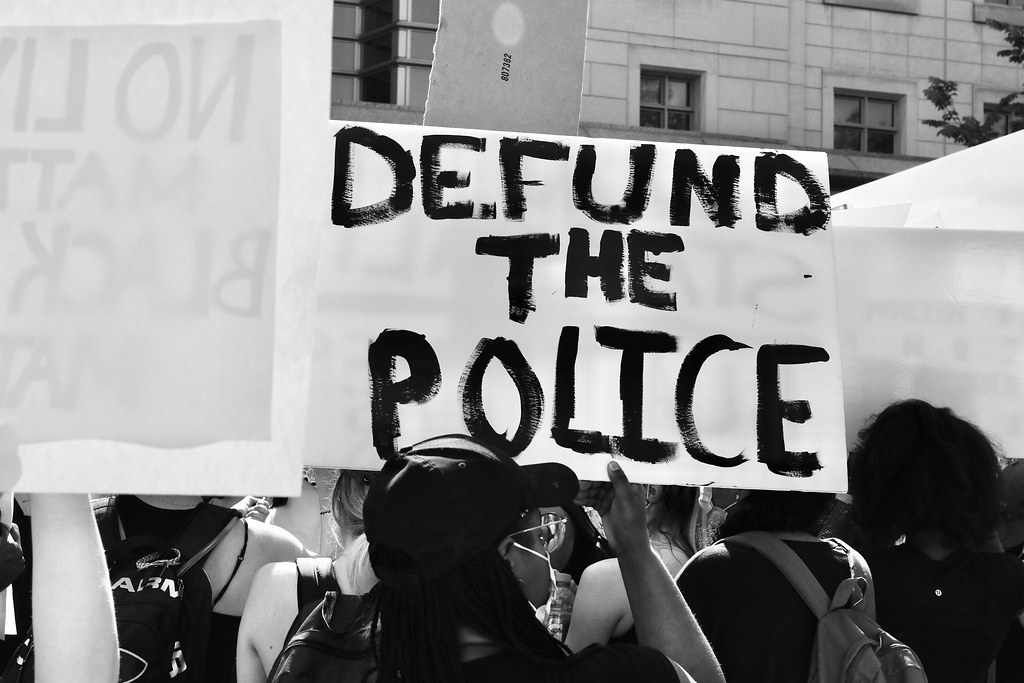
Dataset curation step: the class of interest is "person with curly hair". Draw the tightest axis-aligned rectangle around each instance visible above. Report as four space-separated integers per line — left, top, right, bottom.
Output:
848 398 1024 683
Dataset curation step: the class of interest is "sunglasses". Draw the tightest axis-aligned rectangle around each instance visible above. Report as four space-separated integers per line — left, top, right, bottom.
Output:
508 512 567 555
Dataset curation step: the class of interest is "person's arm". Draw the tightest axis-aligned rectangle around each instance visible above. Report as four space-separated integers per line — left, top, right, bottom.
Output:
32 494 118 683
236 562 300 683
206 516 310 616
585 462 725 683
564 558 630 652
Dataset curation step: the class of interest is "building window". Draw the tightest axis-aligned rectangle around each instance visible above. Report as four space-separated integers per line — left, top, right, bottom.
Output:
834 93 899 154
985 0 1024 7
331 0 438 108
640 71 698 131
985 102 1024 137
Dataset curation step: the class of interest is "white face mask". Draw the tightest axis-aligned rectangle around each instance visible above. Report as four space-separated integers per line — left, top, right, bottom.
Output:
511 540 555 610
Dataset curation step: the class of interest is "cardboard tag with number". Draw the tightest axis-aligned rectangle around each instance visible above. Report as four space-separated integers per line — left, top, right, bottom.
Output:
424 0 589 136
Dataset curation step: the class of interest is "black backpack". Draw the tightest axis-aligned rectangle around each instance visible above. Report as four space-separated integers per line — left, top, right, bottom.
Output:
266 560 376 683
295 556 340 613
1 497 239 683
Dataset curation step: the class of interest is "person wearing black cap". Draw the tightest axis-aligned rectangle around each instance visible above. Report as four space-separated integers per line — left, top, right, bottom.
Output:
361 434 724 683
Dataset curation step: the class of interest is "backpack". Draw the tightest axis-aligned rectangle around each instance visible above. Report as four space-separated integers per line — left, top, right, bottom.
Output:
295 556 340 614
727 531 928 683
1 497 240 683
266 572 376 683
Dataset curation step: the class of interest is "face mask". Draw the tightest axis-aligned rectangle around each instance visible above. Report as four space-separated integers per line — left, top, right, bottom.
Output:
512 540 555 611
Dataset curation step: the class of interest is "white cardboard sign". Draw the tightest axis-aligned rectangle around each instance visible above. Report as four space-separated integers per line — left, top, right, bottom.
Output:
835 226 1024 459
4 1 329 495
307 121 848 492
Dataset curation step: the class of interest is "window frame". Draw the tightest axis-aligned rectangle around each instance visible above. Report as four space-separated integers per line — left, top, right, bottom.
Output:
638 69 700 132
984 100 1024 137
331 0 438 107
832 91 901 155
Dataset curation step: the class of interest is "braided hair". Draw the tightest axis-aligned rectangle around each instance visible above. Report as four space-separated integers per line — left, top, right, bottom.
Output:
365 543 571 683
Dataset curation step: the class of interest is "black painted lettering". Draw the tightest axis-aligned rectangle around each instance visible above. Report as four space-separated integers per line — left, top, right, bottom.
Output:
476 233 559 324
565 227 625 302
459 337 542 456
551 326 608 453
332 126 416 228
368 329 441 459
753 152 830 235
595 326 676 464
498 138 570 220
676 334 750 468
669 150 741 228
755 343 830 476
421 134 493 220
626 230 684 311
572 144 656 224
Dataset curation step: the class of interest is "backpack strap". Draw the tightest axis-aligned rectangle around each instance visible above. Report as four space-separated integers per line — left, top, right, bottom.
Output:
296 556 340 610
173 502 242 576
827 536 876 618
323 591 369 634
91 496 123 549
726 531 833 618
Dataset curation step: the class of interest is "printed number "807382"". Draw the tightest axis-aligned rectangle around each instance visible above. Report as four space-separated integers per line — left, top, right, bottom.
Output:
501 53 511 82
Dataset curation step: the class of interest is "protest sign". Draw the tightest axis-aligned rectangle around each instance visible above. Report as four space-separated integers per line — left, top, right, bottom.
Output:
832 129 1024 230
306 121 848 492
835 226 1024 460
5 1 329 495
424 0 589 136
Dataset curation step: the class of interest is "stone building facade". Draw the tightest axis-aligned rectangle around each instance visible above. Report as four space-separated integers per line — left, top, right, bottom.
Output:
329 0 1024 191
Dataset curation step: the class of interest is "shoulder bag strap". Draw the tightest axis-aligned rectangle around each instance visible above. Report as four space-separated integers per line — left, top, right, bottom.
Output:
827 536 876 618
179 515 241 576
174 502 242 569
726 531 832 618
296 556 340 609
91 495 123 550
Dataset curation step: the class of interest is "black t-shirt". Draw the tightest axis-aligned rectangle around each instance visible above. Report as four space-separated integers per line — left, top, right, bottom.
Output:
869 544 1024 683
462 643 678 682
677 537 852 683
116 496 242 683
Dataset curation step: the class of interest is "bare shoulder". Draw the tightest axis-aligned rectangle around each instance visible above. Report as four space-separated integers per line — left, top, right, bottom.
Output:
206 519 309 616
245 517 311 561
251 561 301 597
579 557 625 590
242 562 298 622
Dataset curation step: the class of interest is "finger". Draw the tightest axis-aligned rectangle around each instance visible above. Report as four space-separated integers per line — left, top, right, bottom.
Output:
607 460 632 496
7 523 18 544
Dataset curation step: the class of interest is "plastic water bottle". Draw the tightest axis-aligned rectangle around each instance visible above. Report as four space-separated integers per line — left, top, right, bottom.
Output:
546 572 575 642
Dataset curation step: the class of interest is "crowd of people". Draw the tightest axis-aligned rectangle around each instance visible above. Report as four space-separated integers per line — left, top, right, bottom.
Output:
1 398 1024 682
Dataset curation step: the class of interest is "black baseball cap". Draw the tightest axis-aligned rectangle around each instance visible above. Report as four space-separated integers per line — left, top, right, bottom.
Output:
363 434 579 591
